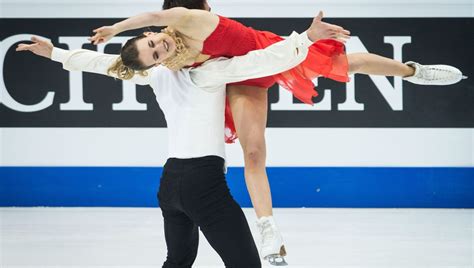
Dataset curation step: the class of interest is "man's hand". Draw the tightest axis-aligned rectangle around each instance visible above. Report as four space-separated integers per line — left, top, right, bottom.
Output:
307 11 350 43
16 36 54 59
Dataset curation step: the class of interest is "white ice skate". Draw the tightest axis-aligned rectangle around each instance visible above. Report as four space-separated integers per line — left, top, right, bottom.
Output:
256 216 288 266
404 61 467 85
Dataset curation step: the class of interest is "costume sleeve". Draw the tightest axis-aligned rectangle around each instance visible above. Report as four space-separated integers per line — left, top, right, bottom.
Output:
51 48 153 86
189 31 313 92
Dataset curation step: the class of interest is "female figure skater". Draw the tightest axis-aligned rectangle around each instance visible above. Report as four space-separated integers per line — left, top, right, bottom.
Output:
88 2 465 262
17 19 322 266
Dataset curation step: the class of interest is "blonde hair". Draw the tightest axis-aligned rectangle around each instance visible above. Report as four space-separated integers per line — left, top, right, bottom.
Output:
160 27 199 71
108 28 198 78
107 57 148 80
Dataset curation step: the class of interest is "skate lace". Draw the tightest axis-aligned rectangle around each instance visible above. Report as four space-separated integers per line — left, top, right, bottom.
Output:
419 66 454 81
260 221 275 246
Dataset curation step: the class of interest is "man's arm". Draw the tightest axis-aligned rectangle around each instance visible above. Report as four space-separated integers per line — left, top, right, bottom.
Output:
16 36 152 86
189 31 314 91
51 48 152 86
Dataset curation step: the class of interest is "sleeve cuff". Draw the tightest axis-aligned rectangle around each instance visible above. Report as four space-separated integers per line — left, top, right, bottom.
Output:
300 31 314 47
51 47 69 63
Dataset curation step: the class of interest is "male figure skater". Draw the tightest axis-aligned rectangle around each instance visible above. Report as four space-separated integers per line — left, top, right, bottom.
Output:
17 13 336 267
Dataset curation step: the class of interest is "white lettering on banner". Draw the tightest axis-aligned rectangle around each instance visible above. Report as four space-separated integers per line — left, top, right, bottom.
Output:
58 37 93 111
0 35 146 112
0 34 55 112
338 73 364 111
272 78 333 110
271 36 412 111
381 36 412 109
57 37 147 111
339 36 412 111
2 34 411 113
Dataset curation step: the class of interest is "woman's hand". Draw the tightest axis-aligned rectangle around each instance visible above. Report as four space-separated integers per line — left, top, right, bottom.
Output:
88 25 119 45
307 11 351 43
16 36 54 58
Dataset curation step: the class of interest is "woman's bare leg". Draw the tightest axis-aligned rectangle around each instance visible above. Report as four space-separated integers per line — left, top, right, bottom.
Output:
226 55 412 216
227 85 286 262
348 52 415 77
226 85 272 218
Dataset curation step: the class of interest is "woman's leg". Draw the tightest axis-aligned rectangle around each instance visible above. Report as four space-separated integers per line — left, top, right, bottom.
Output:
227 56 412 216
226 85 272 218
226 85 286 262
347 52 415 76
348 52 465 85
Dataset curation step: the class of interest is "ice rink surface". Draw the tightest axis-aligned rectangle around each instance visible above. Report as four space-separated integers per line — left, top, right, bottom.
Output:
1 208 472 268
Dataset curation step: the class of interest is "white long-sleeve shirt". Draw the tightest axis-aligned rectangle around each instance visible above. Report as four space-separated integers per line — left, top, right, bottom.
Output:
51 31 314 159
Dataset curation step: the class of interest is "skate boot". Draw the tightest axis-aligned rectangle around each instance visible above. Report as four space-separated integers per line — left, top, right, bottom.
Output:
404 61 467 85
256 216 288 266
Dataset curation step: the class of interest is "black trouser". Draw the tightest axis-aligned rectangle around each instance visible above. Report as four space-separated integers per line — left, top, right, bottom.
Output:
158 156 261 268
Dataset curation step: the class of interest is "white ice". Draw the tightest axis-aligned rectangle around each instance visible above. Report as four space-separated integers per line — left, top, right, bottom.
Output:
1 208 473 268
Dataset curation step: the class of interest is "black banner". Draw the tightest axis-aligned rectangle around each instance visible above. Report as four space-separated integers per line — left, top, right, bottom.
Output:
1 18 473 127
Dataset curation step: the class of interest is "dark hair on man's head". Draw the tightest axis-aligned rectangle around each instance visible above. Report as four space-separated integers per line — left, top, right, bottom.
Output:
162 0 206 10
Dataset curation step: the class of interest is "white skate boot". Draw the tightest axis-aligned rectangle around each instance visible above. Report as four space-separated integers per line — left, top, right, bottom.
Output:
256 216 288 266
403 61 467 85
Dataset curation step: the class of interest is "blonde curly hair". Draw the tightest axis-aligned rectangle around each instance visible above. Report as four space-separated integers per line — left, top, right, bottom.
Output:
107 28 199 79
160 27 199 71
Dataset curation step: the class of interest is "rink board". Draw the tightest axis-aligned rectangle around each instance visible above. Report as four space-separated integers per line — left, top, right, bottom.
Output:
1 167 472 208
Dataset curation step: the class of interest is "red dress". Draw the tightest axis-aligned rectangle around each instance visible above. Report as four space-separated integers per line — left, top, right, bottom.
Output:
201 16 349 143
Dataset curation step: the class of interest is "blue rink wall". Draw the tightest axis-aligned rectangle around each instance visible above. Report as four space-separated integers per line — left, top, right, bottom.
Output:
1 167 473 208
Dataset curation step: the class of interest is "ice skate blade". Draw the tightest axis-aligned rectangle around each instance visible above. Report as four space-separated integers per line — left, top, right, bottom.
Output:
265 254 288 266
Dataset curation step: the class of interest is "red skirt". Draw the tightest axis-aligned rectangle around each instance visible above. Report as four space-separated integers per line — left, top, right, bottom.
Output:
224 30 349 143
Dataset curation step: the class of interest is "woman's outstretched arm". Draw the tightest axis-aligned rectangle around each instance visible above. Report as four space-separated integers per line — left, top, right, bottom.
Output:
16 36 152 86
192 11 351 90
89 7 218 45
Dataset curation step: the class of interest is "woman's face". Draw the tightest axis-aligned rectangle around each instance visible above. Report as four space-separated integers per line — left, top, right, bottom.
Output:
135 32 177 67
